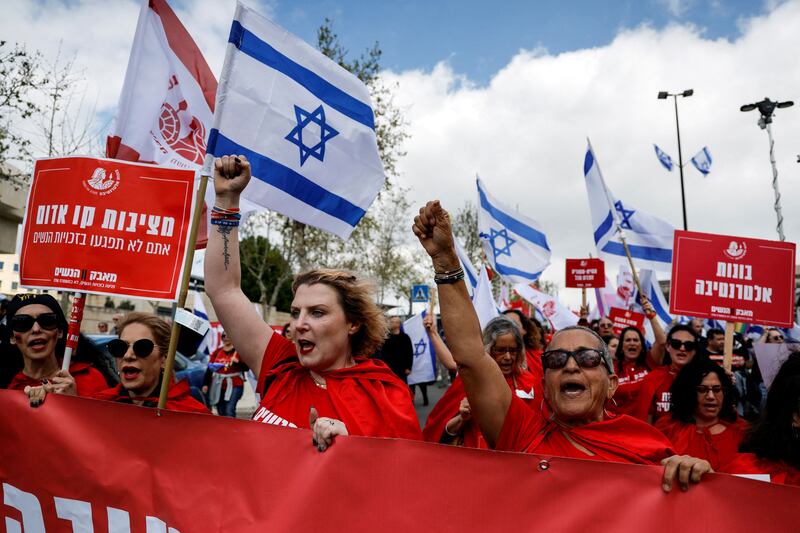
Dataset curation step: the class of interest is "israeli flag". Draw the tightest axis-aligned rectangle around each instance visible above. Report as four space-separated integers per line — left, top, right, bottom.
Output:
207 2 385 239
690 146 712 176
654 144 674 171
192 291 212 355
477 177 550 283
473 266 501 330
514 284 578 331
584 142 676 272
404 312 436 386
454 236 479 294
631 269 673 342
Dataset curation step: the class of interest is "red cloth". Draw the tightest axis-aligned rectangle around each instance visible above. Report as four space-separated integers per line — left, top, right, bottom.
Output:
610 361 649 415
628 365 676 421
210 347 245 387
721 453 800 486
422 369 541 448
254 334 422 439
93 379 209 413
7 362 108 397
655 417 748 470
496 394 675 464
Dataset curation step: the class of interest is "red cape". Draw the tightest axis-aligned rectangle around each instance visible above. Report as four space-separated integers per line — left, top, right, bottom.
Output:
496 395 675 464
721 453 800 487
628 365 675 421
609 361 649 416
8 362 108 397
93 379 209 414
256 334 421 440
655 417 748 470
422 369 541 448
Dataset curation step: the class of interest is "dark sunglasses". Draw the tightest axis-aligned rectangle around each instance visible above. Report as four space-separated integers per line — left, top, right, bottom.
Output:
10 313 60 333
542 349 607 371
107 338 156 359
669 339 697 351
696 385 723 395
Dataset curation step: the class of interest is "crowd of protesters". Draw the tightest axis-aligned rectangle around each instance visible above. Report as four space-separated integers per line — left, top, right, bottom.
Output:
1 155 798 490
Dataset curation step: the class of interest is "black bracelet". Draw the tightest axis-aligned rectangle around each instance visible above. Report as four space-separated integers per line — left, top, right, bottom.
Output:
434 270 464 285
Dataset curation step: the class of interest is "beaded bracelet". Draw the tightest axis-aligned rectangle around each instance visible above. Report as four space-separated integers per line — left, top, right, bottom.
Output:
434 267 465 285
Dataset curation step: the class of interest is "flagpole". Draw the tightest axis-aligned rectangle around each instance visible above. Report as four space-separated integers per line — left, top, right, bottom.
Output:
61 292 86 371
158 163 209 409
587 139 644 298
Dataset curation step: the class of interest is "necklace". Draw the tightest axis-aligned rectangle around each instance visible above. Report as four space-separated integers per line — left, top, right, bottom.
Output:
310 372 327 389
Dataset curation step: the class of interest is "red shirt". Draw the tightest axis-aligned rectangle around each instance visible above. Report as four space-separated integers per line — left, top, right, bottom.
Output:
611 361 650 415
655 417 748 470
423 369 541 448
495 394 674 464
253 334 422 440
93 379 209 414
210 347 246 388
721 454 800 486
7 362 108 397
628 365 677 422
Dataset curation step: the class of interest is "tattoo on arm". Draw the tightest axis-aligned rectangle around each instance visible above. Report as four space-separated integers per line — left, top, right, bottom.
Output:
216 225 233 270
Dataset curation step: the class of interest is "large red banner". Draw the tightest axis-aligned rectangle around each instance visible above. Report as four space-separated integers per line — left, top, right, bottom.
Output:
565 258 605 288
0 391 795 532
670 230 796 327
20 156 196 301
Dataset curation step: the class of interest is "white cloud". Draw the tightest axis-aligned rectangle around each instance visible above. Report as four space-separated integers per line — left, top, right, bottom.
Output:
383 2 800 305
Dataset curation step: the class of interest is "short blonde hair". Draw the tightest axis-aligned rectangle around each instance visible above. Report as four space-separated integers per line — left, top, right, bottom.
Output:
293 269 387 357
117 312 171 357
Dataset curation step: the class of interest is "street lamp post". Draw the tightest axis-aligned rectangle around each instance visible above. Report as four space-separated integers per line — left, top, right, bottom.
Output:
740 98 794 242
658 89 694 231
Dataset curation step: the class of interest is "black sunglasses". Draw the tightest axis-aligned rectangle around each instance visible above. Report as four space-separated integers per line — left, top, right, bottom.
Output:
10 313 60 333
107 338 156 359
669 339 697 351
542 349 607 371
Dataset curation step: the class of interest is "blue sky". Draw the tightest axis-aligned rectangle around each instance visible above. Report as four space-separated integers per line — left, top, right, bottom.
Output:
256 0 772 83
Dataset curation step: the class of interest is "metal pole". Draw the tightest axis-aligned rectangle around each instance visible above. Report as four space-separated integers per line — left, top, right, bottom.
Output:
765 123 786 242
673 95 688 230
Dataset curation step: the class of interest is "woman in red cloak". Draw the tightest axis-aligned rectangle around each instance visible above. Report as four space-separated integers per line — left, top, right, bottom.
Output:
6 293 109 405
424 316 539 448
206 156 421 451
721 351 800 486
656 359 746 470
93 312 209 413
611 322 665 415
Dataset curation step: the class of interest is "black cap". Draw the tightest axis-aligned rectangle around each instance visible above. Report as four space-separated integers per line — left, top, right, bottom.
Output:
6 293 68 331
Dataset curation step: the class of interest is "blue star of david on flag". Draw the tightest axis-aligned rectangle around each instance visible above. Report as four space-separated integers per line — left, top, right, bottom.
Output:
413 338 427 357
479 228 516 260
614 200 635 230
285 104 339 166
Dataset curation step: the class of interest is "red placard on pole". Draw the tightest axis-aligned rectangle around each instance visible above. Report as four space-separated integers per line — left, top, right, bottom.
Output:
670 230 796 327
19 156 196 301
608 307 646 336
565 258 605 288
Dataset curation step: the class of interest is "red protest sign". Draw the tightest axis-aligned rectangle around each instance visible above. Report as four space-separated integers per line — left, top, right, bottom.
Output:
608 307 646 336
565 258 605 288
670 230 796 327
20 156 196 301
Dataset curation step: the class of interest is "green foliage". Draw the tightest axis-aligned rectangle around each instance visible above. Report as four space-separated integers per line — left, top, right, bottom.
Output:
453 201 484 267
0 41 46 182
239 235 293 312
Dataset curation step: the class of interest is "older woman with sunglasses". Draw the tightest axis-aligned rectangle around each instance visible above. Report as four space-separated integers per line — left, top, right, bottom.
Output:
656 360 747 470
423 316 539 448
5 294 107 406
92 312 208 413
414 200 713 492
630 324 702 423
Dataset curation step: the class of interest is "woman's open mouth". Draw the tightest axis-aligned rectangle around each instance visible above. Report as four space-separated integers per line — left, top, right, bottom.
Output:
560 381 587 398
297 340 315 355
121 366 141 380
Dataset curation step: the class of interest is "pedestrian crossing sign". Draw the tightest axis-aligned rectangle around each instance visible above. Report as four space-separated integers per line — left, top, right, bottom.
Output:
411 284 429 303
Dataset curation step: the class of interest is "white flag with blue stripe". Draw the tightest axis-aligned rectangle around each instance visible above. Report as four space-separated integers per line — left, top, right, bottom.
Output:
477 177 550 283
207 3 385 239
454 236 479 294
192 291 212 355
584 142 676 272
654 144 674 171
632 269 673 342
690 146 712 176
404 312 436 386
473 266 501 330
